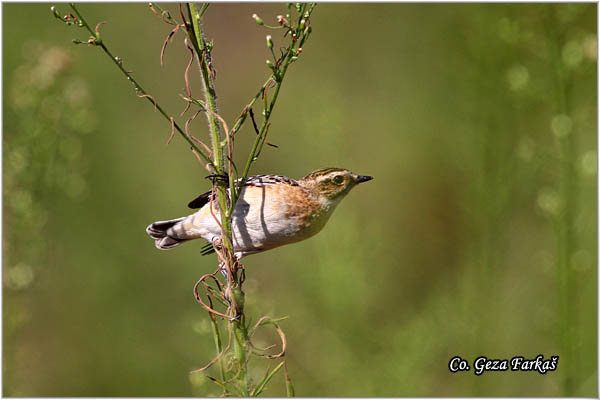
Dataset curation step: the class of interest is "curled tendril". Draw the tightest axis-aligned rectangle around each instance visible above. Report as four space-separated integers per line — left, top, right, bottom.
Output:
166 117 176 145
161 24 184 66
137 94 158 112
248 317 288 359
183 109 213 156
193 271 233 320
180 38 195 116
95 21 106 37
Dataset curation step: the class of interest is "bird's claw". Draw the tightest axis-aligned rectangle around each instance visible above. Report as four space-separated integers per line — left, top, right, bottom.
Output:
205 173 229 183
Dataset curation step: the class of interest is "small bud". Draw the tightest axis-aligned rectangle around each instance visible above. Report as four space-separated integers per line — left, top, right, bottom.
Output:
292 33 298 41
304 26 311 36
252 13 264 25
87 37 101 46
290 56 298 62
72 38 82 44
299 19 305 30
266 59 275 70
277 15 286 26
51 7 69 23
295 3 302 12
266 35 273 49
297 47 303 54
115 56 123 65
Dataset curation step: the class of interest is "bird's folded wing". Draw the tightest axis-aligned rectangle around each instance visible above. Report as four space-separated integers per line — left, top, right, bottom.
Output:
188 191 212 209
187 175 299 209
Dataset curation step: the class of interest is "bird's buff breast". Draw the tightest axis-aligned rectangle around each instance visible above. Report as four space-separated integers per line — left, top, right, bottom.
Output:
192 185 334 255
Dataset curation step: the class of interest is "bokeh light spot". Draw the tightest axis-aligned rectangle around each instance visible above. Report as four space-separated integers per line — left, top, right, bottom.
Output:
551 114 573 138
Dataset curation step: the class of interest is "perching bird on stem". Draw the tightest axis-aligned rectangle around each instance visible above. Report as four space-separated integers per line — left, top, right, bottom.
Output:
146 167 373 259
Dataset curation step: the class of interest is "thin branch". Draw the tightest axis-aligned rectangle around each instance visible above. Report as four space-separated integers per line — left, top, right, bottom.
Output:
250 361 284 397
235 3 316 203
67 3 215 171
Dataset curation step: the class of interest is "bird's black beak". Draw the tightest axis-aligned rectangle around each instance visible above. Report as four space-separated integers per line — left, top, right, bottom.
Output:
356 175 373 183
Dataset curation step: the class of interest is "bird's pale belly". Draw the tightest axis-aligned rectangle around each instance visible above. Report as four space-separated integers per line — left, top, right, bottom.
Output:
230 186 333 255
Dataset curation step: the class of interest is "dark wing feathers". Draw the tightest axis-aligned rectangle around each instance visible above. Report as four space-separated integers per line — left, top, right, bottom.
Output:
187 175 298 210
187 191 212 209
200 242 216 256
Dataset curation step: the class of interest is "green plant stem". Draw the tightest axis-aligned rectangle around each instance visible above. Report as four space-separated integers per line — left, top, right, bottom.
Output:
251 361 284 397
68 3 214 170
234 3 315 207
230 80 273 137
283 362 295 397
184 0 233 271
241 66 288 182
186 3 223 172
185 3 234 250
185 3 249 396
208 313 227 391
232 318 250 396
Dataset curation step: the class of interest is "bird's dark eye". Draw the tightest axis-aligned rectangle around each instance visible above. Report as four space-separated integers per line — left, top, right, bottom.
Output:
332 175 345 185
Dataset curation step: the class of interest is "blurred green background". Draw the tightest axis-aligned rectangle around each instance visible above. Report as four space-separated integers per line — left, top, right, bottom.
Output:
3 2 597 397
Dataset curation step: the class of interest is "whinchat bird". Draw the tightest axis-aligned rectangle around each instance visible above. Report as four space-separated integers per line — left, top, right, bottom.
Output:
146 168 373 258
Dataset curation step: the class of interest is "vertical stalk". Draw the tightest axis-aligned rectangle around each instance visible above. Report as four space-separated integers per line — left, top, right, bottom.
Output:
185 3 232 247
239 3 312 184
208 313 227 390
240 61 290 181
185 3 249 395
232 317 249 396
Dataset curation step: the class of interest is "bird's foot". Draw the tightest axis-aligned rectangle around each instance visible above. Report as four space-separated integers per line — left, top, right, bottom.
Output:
205 173 229 183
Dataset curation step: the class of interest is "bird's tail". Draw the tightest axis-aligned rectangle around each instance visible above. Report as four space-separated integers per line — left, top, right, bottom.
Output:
146 217 190 250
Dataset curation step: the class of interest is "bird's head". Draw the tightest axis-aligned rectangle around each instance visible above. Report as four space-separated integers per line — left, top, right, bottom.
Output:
300 167 373 202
